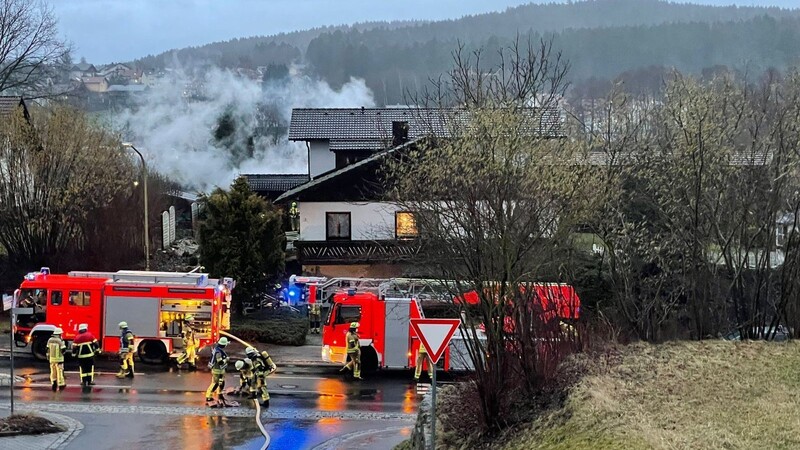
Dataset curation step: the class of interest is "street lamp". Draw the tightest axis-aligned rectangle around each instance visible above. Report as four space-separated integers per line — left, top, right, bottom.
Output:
122 142 150 271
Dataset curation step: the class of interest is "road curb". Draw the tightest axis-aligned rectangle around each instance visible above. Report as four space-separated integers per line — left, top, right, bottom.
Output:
43 411 83 450
0 407 83 450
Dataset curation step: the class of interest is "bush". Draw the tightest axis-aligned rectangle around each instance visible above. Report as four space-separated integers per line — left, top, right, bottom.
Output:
231 307 308 346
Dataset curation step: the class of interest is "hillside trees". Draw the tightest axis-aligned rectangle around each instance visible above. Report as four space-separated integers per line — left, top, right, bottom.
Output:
198 176 284 317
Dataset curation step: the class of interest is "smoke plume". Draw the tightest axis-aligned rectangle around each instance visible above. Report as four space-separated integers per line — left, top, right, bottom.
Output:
112 66 375 192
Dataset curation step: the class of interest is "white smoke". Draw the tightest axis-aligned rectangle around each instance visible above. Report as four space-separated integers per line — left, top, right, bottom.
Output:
112 66 375 192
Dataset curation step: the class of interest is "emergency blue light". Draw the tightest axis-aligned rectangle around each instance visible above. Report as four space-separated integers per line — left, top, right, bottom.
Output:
287 286 301 299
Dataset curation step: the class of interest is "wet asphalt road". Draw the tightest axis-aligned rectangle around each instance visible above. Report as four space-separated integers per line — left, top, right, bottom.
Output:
0 352 423 449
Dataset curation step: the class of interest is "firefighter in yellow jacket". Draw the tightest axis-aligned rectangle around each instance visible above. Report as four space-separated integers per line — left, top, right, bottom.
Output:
205 337 229 405
414 342 434 382
340 322 362 380
116 322 135 378
176 315 198 370
246 346 277 408
309 302 321 334
46 328 66 391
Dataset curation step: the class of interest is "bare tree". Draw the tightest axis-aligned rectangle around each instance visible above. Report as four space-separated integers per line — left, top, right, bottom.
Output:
0 0 70 96
0 105 136 268
384 37 594 434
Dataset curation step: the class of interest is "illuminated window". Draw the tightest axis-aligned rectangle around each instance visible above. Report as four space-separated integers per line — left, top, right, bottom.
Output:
395 212 418 238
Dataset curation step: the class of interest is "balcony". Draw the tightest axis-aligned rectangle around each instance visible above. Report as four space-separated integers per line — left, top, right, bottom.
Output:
295 239 421 265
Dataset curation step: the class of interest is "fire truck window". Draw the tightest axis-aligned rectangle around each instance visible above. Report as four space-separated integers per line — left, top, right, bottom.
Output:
69 291 91 306
335 305 361 325
50 291 62 306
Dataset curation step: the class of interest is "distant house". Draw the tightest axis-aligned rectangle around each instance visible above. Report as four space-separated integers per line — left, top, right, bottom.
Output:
100 63 140 83
82 76 109 93
70 62 97 79
0 96 30 123
276 106 563 277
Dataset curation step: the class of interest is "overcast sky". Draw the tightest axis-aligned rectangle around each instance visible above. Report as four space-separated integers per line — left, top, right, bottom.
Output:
53 0 797 64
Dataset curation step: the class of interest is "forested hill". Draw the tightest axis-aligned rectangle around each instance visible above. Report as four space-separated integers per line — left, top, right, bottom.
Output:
134 0 800 103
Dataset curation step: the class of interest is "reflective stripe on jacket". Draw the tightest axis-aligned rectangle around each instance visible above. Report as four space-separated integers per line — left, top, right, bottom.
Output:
47 337 66 362
346 331 360 353
120 329 135 352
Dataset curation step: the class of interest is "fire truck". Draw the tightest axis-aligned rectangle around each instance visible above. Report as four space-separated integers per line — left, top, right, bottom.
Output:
13 268 233 363
320 279 581 374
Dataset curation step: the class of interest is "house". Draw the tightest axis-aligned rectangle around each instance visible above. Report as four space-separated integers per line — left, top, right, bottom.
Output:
82 76 109 93
0 96 30 122
70 62 97 79
100 63 135 80
244 174 310 202
277 107 562 277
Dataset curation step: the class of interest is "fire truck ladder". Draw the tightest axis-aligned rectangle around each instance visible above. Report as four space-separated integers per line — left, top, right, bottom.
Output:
68 270 218 286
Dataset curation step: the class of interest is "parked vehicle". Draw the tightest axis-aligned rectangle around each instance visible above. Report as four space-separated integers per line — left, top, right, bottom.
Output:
321 280 581 373
13 268 234 363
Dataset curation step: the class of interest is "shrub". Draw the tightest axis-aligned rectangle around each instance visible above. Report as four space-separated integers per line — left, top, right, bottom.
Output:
231 308 308 346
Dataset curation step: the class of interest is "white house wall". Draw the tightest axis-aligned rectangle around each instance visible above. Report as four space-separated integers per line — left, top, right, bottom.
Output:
298 202 401 241
309 140 335 178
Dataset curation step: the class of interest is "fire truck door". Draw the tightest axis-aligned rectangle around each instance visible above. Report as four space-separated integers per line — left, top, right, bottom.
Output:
383 299 411 368
51 289 101 336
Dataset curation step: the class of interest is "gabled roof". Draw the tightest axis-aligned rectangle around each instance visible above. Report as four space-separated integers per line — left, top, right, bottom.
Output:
329 139 389 152
244 174 310 193
82 76 108 84
288 107 563 142
72 62 96 72
275 140 418 203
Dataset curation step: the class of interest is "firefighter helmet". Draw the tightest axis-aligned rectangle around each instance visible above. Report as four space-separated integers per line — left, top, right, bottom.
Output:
119 321 128 329
245 346 257 357
53 327 63 335
243 357 252 366
218 337 229 347
78 323 88 332
235 360 244 370
350 322 359 329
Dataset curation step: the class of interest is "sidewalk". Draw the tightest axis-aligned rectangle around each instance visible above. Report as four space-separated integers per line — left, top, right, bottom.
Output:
0 408 83 450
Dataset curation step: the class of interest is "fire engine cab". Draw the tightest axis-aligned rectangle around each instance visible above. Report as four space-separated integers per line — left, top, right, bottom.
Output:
13 268 233 363
321 280 581 374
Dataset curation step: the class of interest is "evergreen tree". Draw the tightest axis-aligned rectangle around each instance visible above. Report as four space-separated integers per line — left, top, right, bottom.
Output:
198 177 285 317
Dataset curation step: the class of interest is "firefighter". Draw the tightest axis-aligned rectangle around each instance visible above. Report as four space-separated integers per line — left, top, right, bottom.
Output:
71 323 99 387
246 346 277 407
46 328 67 391
232 358 254 396
414 343 434 382
176 315 198 370
340 322 362 380
116 322 135 379
289 201 299 231
205 337 229 405
308 302 321 334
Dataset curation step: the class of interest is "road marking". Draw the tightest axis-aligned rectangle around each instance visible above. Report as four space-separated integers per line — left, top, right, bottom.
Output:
309 426 412 450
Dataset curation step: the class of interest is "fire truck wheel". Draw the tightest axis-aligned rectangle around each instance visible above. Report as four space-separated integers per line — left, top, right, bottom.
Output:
138 340 168 364
361 347 379 375
31 333 51 361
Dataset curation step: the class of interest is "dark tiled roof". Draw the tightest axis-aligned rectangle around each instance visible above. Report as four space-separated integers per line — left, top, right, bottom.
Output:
329 139 390 152
0 96 24 115
288 107 562 141
244 174 310 192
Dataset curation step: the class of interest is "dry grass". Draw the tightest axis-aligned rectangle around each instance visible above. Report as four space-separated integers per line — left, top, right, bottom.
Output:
503 341 800 450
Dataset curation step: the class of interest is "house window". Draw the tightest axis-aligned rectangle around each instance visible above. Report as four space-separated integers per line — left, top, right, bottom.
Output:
326 212 352 240
395 211 418 238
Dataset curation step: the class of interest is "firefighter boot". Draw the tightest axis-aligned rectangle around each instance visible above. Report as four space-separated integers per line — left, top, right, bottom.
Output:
51 381 58 392
59 384 66 391
115 370 126 378
261 399 269 409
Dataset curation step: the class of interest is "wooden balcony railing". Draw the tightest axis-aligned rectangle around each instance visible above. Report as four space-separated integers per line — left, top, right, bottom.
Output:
294 239 420 265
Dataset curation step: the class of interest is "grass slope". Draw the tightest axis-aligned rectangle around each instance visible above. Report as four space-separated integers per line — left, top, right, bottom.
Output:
505 341 800 450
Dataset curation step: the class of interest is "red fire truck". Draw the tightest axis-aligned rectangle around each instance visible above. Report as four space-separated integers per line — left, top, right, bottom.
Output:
321 280 581 373
13 268 233 363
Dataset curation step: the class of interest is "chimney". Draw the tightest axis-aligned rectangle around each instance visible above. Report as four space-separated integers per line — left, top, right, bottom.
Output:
392 121 409 147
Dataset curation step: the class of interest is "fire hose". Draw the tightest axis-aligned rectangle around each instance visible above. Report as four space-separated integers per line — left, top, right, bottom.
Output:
220 330 271 450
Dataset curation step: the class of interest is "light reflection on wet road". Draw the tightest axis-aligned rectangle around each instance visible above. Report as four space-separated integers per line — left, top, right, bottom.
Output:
0 358 422 449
